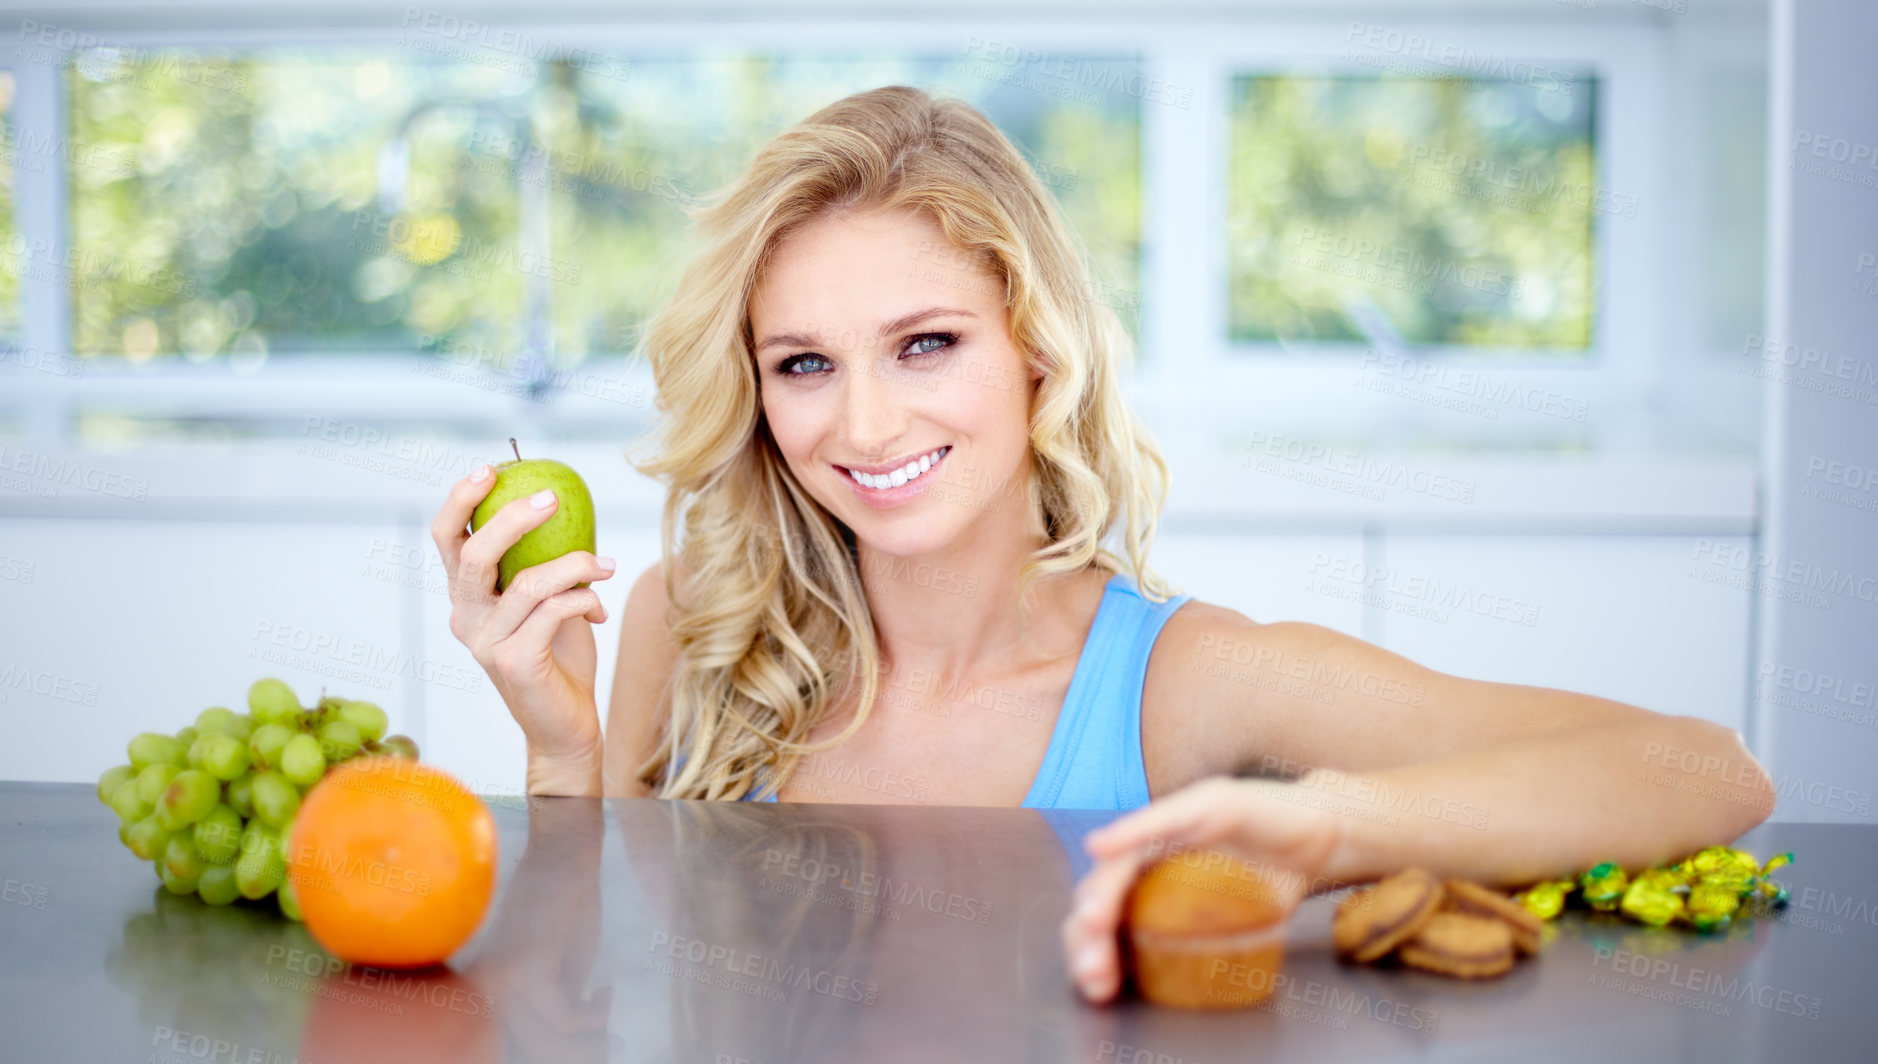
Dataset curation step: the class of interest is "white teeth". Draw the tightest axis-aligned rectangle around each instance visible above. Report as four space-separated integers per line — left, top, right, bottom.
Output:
847 446 949 490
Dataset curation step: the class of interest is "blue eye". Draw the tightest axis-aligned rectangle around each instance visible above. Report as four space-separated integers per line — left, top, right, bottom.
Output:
776 353 830 376
904 332 957 358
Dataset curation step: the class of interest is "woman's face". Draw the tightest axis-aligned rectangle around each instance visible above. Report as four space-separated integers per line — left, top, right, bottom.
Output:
749 206 1038 559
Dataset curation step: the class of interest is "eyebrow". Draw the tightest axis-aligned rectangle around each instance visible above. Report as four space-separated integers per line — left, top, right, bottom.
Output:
754 307 979 354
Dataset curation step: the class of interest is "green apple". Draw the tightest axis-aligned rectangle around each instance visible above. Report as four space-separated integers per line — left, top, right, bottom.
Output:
469 439 597 592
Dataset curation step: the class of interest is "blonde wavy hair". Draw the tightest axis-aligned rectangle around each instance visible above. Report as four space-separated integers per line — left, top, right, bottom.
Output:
627 84 1176 801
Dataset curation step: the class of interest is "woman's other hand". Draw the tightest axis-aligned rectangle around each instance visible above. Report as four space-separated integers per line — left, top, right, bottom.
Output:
1060 776 1347 1004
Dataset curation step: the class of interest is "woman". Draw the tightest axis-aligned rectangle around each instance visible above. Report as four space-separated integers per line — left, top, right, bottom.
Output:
430 85 1774 1003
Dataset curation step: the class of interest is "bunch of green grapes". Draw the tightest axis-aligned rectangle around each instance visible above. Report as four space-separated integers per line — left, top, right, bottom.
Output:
95 677 420 919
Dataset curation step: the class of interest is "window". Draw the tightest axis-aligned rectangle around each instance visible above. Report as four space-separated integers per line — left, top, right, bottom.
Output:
1227 73 1601 351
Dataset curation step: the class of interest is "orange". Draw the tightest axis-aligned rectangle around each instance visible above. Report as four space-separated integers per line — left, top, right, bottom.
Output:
285 756 498 968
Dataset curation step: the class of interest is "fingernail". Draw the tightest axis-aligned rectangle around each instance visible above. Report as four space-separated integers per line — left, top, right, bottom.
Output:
470 465 492 483
529 489 556 509
597 556 617 572
1074 943 1105 976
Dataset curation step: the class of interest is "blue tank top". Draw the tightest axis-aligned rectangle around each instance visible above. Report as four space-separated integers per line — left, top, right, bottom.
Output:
739 570 1191 810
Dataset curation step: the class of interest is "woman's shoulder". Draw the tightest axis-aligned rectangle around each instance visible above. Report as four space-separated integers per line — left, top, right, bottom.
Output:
1139 593 1350 786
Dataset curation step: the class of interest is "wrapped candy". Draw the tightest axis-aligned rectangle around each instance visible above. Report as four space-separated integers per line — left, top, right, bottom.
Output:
1519 848 1794 932
1515 879 1574 920
1620 876 1685 927
1757 852 1794 904
1579 862 1630 911
1683 882 1742 932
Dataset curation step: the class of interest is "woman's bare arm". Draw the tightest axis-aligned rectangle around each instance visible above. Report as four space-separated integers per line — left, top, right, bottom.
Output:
1145 606 1775 870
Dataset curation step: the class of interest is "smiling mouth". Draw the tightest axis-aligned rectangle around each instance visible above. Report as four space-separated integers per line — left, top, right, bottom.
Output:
839 445 952 491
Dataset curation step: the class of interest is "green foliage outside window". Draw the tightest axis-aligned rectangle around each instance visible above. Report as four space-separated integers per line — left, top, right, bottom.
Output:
1229 74 1599 350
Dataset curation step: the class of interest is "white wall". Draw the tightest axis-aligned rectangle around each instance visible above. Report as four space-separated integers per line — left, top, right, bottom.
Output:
1752 0 1878 825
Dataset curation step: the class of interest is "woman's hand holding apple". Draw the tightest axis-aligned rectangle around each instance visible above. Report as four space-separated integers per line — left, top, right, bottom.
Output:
433 463 615 796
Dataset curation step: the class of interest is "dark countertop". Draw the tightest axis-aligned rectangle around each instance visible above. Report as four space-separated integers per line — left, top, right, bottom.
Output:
1 781 1870 1063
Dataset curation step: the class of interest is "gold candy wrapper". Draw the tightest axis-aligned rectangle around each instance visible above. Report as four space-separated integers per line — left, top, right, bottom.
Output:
1519 848 1792 933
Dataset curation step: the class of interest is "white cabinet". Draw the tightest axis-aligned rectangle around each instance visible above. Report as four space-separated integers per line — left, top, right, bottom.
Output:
0 517 407 782
1150 531 1368 636
1377 534 1754 731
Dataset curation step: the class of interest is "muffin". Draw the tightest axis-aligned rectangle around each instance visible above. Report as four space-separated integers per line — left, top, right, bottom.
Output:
1122 847 1292 1008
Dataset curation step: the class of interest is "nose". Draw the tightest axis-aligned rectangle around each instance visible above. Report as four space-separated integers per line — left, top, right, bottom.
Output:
839 353 911 460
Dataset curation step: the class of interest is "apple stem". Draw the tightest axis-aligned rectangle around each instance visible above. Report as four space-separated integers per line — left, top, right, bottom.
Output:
509 438 521 462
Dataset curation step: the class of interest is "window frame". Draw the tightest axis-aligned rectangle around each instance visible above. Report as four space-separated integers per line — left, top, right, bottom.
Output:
1134 20 1664 443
